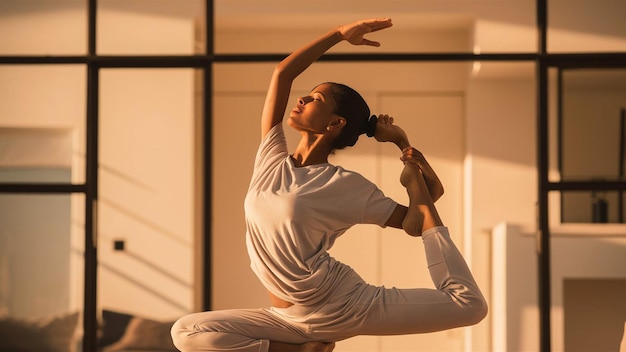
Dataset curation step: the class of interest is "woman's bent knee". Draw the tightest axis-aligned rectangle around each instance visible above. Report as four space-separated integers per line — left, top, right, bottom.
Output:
446 283 488 327
171 316 192 351
466 296 488 326
170 311 271 352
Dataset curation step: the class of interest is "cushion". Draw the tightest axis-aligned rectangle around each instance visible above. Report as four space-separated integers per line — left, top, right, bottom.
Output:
0 312 79 352
101 315 177 352
98 309 134 348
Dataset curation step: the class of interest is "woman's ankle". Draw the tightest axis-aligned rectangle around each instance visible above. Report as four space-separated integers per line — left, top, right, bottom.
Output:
402 212 423 237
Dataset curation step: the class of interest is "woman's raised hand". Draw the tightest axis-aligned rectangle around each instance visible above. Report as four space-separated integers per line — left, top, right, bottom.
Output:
338 18 393 47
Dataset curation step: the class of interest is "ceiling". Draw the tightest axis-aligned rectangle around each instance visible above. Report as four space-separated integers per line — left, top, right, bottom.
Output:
97 0 534 31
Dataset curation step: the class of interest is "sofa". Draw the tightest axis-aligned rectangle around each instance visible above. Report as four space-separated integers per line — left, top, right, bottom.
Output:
0 309 178 352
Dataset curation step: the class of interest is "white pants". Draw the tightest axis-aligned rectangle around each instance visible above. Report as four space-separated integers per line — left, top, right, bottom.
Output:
171 226 487 352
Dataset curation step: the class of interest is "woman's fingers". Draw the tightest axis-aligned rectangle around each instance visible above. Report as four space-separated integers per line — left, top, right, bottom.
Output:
360 18 393 46
340 18 392 46
361 38 381 47
401 147 425 164
362 18 394 32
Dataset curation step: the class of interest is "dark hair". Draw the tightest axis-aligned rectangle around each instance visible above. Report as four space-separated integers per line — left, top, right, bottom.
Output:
318 82 377 150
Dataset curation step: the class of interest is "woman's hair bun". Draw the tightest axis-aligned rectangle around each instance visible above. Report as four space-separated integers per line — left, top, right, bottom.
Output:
365 115 378 137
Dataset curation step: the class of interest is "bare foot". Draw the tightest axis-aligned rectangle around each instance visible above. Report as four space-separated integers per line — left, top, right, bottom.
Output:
300 342 336 352
373 114 408 147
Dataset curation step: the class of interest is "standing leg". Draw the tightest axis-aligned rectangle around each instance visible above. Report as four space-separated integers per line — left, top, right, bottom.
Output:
172 308 337 352
172 309 313 352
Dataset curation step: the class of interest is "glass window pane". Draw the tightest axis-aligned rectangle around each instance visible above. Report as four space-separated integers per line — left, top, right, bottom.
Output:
560 69 626 183
215 3 536 53
0 65 86 184
0 1 87 55
0 193 84 351
548 0 626 53
562 190 623 223
98 69 197 331
97 1 204 55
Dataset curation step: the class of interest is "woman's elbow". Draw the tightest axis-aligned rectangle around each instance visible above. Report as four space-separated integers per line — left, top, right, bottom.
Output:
432 185 444 203
273 63 297 82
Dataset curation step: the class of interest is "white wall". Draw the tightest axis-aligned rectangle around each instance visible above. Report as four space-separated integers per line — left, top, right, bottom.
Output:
465 74 538 350
98 68 195 319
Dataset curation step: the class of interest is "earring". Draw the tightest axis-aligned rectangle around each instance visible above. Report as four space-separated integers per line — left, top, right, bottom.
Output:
326 126 331 131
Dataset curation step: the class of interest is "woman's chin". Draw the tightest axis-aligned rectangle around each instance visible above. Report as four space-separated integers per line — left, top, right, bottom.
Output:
286 117 299 129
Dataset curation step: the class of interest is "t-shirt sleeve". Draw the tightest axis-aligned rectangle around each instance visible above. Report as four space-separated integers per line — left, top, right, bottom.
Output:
250 124 288 182
328 170 398 228
360 181 399 227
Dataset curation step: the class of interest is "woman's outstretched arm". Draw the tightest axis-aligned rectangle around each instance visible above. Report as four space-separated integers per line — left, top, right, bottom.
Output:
260 18 393 139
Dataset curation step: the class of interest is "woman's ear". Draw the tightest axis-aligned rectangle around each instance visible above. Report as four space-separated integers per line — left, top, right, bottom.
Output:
327 116 346 131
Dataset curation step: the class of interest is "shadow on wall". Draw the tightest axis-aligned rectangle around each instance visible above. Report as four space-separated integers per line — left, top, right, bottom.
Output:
94 162 194 316
85 247 191 313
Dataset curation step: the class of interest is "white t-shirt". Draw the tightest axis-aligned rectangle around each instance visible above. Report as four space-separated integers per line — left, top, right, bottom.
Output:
245 124 398 306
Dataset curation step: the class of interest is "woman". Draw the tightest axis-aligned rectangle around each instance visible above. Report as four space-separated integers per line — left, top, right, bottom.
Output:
172 18 487 352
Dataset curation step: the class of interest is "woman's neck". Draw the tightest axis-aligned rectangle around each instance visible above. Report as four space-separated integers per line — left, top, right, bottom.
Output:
292 136 332 167
290 153 328 167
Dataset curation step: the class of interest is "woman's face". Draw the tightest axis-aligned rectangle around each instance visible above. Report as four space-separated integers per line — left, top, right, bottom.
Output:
287 83 339 134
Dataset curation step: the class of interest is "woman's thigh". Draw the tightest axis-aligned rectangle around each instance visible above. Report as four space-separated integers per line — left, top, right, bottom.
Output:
305 284 472 340
172 309 314 351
